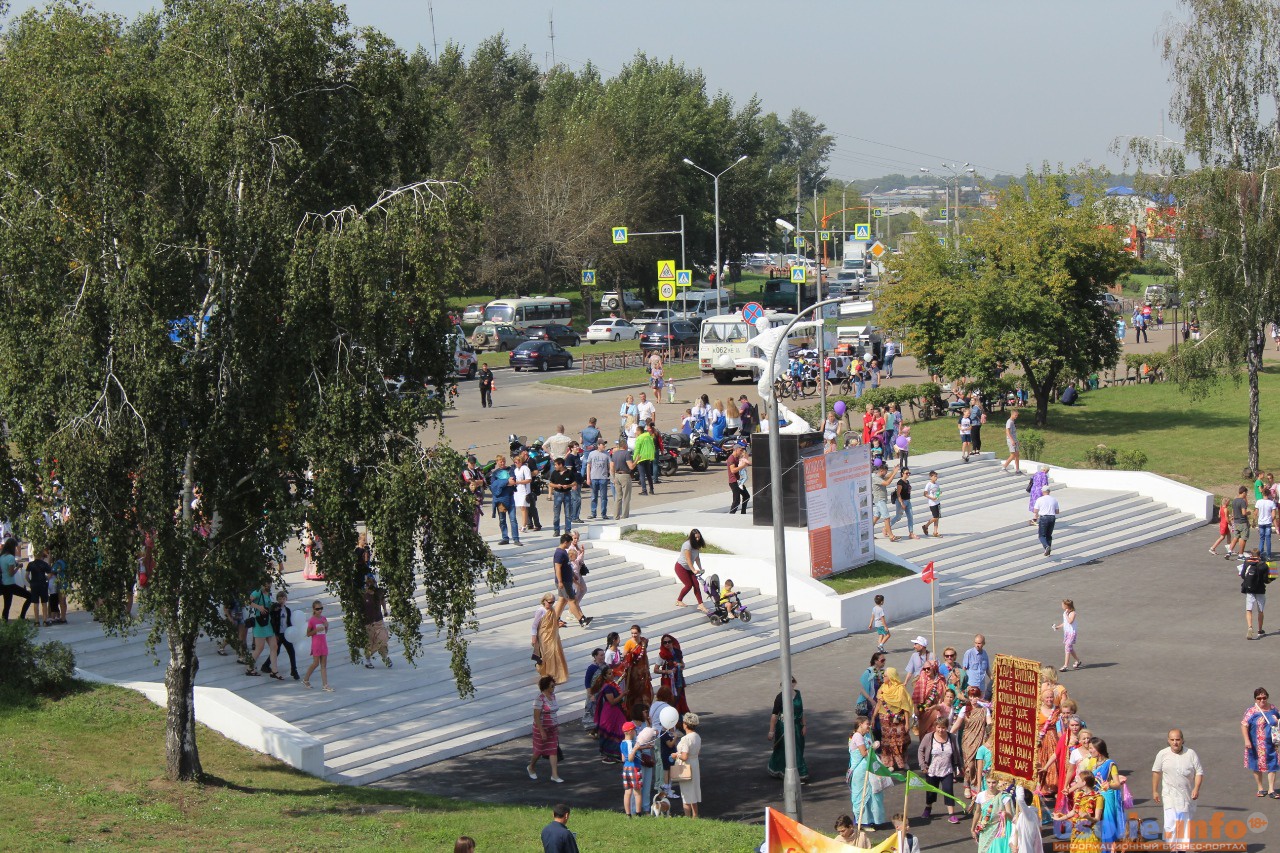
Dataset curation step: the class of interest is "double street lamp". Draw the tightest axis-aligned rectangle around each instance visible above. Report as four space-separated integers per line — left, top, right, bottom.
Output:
921 163 974 243
682 155 748 315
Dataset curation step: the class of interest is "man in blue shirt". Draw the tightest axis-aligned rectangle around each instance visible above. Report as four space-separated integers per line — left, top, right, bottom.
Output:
579 418 601 451
962 634 991 699
541 803 580 853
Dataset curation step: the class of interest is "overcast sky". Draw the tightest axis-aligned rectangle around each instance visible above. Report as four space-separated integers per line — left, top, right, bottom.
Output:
7 0 1189 179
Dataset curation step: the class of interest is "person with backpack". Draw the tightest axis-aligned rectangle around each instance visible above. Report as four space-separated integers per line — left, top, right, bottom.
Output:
1240 548 1271 640
489 453 521 547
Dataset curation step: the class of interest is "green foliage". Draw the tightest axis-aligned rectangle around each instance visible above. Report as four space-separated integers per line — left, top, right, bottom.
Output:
1020 429 1046 461
1084 445 1118 469
0 622 77 695
880 167 1130 427
1116 449 1150 471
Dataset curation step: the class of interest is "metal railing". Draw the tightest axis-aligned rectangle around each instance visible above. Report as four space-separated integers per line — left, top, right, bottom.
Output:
576 345 699 374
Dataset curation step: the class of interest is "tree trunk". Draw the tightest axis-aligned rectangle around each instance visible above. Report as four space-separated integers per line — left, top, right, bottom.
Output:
1023 362 1059 428
164 627 203 781
1248 326 1263 472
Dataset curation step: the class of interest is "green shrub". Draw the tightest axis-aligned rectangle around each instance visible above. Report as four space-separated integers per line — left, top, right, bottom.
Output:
1020 428 1045 461
0 620 78 695
1116 449 1149 471
1084 444 1117 469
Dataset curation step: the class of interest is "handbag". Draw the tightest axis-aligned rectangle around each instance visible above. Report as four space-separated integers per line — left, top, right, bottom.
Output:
1026 477 1034 493
254 610 271 628
668 760 693 782
640 750 656 768
579 563 589 576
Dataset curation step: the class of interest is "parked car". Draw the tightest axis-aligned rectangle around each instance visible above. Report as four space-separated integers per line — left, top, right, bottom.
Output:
1096 293 1123 312
600 290 645 312
525 324 581 347
509 340 574 371
469 322 524 352
460 303 486 326
585 318 641 342
635 308 681 325
640 320 699 353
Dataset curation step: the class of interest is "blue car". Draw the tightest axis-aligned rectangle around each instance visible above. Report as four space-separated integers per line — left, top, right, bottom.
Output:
509 341 574 372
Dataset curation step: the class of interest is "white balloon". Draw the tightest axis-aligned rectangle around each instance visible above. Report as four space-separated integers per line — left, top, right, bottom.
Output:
284 608 308 646
659 706 680 730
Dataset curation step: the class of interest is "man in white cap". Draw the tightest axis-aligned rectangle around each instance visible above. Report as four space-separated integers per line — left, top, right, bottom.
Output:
903 635 934 690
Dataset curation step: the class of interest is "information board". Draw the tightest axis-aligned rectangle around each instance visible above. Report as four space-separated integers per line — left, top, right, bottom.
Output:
804 444 874 578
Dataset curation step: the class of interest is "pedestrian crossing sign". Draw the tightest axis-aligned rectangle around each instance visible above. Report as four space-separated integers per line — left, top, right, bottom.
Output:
790 266 806 284
612 226 628 244
581 269 596 286
873 208 883 218
676 269 692 287
819 230 831 241
854 223 870 240
657 260 676 280
794 236 805 248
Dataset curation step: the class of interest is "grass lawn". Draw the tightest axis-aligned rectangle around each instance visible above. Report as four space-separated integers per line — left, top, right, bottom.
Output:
901 367 1280 497
540 361 702 391
818 560 916 594
0 683 759 851
621 529 729 554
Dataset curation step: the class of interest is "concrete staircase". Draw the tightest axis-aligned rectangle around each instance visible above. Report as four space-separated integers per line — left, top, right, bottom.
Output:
63 533 845 786
876 453 1206 603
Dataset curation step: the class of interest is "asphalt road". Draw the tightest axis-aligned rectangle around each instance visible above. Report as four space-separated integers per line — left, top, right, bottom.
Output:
378 525 1277 852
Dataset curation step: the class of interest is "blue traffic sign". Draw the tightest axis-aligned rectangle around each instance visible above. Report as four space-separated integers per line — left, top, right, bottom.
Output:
742 302 764 325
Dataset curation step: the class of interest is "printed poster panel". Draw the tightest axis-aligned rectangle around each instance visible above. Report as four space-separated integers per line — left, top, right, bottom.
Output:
990 654 1040 784
806 444 874 578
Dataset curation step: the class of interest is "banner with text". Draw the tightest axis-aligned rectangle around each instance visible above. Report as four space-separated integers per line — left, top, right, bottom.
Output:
804 444 874 578
990 654 1040 784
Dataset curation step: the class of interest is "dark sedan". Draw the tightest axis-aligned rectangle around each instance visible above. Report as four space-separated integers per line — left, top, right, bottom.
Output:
509 341 574 371
640 320 699 353
525 324 581 347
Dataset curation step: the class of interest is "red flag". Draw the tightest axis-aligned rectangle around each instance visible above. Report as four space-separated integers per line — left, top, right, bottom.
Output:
921 561 935 584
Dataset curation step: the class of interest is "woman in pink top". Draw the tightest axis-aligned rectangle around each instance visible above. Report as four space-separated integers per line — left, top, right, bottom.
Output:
303 600 332 691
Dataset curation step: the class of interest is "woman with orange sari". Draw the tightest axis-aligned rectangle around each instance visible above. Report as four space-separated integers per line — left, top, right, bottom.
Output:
875 667 913 770
951 686 992 795
1035 683 1062 801
622 625 653 714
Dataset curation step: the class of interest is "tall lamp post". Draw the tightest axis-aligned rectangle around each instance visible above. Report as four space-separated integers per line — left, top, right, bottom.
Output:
923 163 974 243
682 155 748 315
765 295 853 822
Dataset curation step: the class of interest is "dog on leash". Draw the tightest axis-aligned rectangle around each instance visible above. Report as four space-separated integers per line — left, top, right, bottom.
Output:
650 790 671 817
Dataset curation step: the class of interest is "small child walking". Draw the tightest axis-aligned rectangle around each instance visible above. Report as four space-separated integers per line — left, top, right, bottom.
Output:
868 594 891 652
303 600 333 691
1053 599 1083 671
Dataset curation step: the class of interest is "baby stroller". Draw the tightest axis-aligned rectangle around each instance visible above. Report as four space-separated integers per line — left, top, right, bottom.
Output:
701 574 751 625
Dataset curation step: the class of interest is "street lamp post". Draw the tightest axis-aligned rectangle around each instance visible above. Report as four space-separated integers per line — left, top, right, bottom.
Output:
924 163 973 243
682 155 748 316
765 294 852 822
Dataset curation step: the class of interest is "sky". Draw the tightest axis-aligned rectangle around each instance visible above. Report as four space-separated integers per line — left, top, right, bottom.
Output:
4 0 1190 180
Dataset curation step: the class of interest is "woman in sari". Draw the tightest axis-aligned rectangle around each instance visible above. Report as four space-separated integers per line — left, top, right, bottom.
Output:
768 677 809 781
847 716 887 829
1242 686 1279 796
1040 665 1069 708
971 783 1014 853
622 627 653 714
594 672 627 763
951 685 991 795
1054 715 1085 813
913 661 950 735
1035 683 1062 801
875 667 913 770
1090 738 1127 852
531 594 568 686
654 634 690 715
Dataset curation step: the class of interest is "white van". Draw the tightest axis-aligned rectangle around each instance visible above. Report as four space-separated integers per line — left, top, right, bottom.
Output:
674 288 732 322
698 311 811 383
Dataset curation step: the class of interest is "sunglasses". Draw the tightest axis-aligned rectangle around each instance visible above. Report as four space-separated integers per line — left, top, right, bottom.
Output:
312 606 323 611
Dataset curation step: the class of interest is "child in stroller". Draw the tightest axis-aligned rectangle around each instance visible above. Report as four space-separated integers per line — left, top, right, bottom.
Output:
701 574 751 625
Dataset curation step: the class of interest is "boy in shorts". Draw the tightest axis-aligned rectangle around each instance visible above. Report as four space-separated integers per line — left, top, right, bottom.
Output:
868 594 891 652
922 470 942 537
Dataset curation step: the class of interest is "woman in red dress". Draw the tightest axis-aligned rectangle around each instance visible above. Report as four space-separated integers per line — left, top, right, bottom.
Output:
654 634 691 714
861 404 876 445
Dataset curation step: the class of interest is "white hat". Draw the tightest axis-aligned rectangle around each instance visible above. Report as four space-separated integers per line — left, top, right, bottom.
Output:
912 635 929 647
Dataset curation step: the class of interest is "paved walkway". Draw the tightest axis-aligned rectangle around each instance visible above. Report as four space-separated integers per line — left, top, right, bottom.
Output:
379 524 1279 852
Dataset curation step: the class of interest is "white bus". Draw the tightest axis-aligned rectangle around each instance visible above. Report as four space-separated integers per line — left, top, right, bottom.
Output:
698 311 812 384
482 296 573 331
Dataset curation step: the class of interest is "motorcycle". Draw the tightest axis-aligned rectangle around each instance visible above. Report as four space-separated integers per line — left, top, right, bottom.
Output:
663 431 707 472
